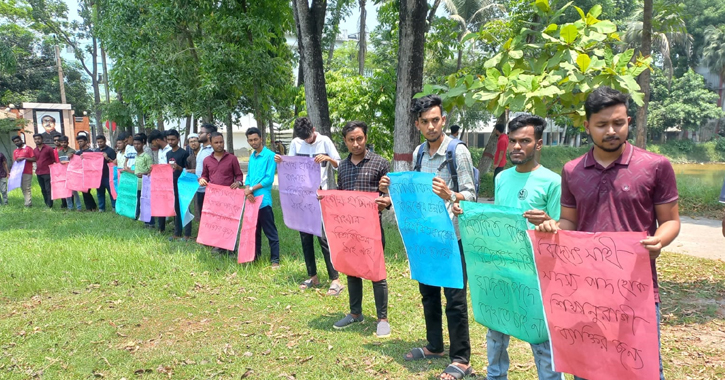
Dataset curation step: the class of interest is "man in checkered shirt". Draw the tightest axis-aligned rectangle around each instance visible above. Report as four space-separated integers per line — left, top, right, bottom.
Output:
380 95 476 380
330 120 394 338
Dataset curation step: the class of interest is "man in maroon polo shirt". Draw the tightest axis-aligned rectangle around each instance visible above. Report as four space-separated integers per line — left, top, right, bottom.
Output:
537 86 680 380
33 133 59 208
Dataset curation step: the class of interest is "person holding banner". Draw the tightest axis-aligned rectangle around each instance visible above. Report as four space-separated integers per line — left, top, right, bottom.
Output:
12 135 35 207
115 133 128 170
123 135 154 226
274 117 344 296
33 133 58 208
74 135 98 212
199 132 244 251
454 114 563 380
95 135 117 212
194 124 216 227
243 127 280 267
330 121 393 338
380 95 476 380
57 136 81 211
536 86 681 380
165 129 192 240
0 151 8 205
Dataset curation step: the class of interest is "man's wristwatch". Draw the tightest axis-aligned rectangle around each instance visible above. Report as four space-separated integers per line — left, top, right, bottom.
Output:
449 191 456 202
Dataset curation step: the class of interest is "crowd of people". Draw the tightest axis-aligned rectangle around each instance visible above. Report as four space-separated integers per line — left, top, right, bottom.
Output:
3 86 722 380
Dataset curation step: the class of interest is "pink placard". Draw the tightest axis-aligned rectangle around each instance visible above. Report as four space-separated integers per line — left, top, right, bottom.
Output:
237 195 263 263
65 155 87 192
108 164 117 200
196 183 245 251
529 230 658 380
150 164 176 217
319 190 386 282
82 152 104 189
49 163 73 199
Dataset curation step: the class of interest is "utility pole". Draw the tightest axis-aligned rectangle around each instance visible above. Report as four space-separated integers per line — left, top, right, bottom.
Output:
55 45 67 104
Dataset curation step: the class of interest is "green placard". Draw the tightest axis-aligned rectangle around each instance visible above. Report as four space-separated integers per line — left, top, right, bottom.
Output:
459 201 548 344
116 171 138 219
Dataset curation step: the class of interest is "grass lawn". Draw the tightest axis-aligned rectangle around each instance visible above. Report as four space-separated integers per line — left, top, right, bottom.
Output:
1 182 724 379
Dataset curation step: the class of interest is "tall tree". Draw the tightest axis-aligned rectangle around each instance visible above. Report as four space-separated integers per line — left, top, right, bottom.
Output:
393 0 441 171
292 0 333 137
702 25 725 133
358 0 367 75
635 0 653 148
443 0 504 70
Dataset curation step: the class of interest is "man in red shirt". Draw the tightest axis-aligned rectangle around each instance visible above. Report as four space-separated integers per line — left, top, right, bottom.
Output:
490 123 508 201
537 86 680 380
33 133 58 208
11 135 35 207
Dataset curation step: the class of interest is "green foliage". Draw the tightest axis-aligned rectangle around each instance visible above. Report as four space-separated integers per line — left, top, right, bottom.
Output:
0 117 28 133
419 1 652 127
715 137 725 152
648 69 723 133
675 0 725 68
702 25 725 78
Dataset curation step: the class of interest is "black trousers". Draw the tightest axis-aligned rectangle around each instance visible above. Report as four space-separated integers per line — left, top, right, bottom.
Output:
300 229 338 280
173 184 191 238
419 240 470 364
493 166 504 197
36 174 53 208
348 216 388 319
255 206 280 263
82 190 97 211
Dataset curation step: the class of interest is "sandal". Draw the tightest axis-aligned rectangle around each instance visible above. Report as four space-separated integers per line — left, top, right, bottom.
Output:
299 279 318 290
326 282 345 296
403 347 445 361
439 363 473 379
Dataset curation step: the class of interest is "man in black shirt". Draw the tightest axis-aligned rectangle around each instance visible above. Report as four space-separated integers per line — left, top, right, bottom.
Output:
95 135 117 211
165 129 192 240
75 134 97 211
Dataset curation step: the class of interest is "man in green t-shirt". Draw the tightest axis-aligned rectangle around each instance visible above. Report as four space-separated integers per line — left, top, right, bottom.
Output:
455 114 562 380
123 135 154 227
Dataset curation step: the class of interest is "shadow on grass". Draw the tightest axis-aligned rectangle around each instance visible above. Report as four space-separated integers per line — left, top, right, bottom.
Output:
659 279 725 325
361 339 470 377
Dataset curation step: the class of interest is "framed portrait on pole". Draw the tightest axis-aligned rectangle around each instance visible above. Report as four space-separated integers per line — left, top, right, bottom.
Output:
34 110 64 144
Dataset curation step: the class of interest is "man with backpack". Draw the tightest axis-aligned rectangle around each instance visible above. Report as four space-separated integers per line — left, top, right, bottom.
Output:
380 95 477 380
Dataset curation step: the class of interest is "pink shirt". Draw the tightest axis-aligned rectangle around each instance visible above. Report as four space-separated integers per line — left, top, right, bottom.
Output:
560 143 679 302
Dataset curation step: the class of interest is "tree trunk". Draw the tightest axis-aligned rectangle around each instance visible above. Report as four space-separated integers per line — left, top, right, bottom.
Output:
192 117 198 133
358 0 367 76
268 119 276 148
456 47 462 71
156 116 164 131
91 37 101 144
184 115 192 139
477 113 507 174
326 0 346 64
226 112 235 154
137 113 145 134
392 0 439 172
635 0 653 149
292 0 332 137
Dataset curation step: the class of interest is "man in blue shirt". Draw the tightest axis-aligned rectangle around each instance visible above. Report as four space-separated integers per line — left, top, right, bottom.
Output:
244 127 280 268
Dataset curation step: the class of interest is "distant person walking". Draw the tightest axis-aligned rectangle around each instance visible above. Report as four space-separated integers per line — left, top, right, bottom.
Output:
490 123 507 201
0 151 8 205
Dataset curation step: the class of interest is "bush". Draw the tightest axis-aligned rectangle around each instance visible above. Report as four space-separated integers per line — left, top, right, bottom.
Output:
715 137 725 153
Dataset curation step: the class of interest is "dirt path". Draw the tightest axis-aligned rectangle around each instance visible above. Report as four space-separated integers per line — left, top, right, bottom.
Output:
667 216 724 261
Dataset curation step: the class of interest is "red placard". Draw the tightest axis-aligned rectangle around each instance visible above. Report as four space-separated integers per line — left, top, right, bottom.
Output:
237 195 263 263
319 190 386 282
196 184 245 251
150 164 176 217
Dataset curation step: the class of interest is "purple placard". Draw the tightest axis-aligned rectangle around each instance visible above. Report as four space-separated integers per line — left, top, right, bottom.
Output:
8 159 25 192
139 175 152 222
277 156 322 236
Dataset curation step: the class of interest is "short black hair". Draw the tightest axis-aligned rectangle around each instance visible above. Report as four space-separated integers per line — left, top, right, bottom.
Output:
165 129 180 139
450 125 460 134
60 136 69 142
200 123 217 134
585 86 629 120
33 133 43 139
133 135 144 143
209 132 224 141
508 114 546 140
495 123 505 133
411 95 443 119
134 133 147 144
342 121 367 138
96 135 106 142
148 129 164 142
117 132 128 141
245 127 261 138
53 135 60 140
76 135 88 142
293 117 314 139
11 135 21 142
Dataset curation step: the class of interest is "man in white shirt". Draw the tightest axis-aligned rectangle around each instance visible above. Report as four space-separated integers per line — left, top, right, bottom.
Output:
274 117 344 296
194 123 216 216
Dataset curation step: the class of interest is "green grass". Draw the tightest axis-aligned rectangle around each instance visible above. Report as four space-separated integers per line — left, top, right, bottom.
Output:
0 181 724 379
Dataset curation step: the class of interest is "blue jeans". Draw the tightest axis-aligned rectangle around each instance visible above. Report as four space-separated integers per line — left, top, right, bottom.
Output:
97 176 115 211
573 303 664 380
486 329 563 380
66 191 81 210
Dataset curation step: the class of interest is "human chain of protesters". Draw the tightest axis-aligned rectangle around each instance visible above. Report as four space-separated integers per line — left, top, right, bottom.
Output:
1 88 686 380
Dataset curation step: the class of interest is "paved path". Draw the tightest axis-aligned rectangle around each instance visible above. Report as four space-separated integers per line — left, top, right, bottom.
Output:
668 216 724 261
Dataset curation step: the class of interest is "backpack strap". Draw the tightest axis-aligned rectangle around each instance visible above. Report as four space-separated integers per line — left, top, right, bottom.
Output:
445 139 464 193
413 143 426 172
